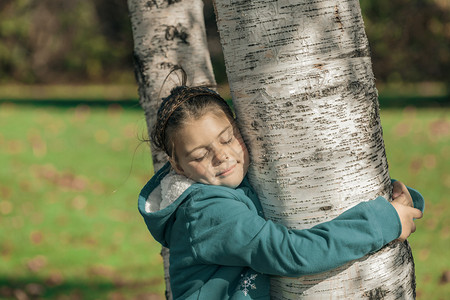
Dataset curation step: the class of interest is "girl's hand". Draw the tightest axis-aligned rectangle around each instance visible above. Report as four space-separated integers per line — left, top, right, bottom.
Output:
392 181 413 207
391 199 423 241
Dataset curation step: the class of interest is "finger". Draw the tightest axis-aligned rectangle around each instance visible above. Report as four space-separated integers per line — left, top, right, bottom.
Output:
412 208 423 220
401 183 409 195
411 222 416 233
392 195 408 206
392 181 402 198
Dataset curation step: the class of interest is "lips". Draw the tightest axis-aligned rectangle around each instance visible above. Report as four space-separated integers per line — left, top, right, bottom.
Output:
216 164 236 177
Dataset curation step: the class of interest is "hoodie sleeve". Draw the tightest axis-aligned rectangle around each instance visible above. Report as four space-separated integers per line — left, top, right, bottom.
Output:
185 189 401 277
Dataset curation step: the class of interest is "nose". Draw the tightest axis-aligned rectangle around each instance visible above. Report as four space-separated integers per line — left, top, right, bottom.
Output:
212 146 228 166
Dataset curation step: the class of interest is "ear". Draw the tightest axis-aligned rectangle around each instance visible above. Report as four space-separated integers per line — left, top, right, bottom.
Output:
169 157 185 175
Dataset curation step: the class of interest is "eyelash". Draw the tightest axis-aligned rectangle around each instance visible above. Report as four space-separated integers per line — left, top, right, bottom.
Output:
194 153 207 162
192 133 233 162
223 137 233 144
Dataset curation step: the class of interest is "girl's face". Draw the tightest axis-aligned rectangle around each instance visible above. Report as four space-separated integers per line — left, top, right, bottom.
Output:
170 111 249 188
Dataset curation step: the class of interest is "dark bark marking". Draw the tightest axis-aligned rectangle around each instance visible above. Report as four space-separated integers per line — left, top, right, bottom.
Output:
363 287 388 299
158 61 176 70
334 5 344 32
146 0 159 9
313 63 324 70
145 0 181 10
165 24 189 44
132 51 147 86
319 206 332 211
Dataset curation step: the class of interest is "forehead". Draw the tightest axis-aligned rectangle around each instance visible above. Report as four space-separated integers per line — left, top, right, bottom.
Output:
174 112 233 153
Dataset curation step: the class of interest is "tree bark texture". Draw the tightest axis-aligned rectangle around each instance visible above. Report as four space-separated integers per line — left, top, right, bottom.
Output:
128 0 216 170
214 0 415 298
128 1 216 298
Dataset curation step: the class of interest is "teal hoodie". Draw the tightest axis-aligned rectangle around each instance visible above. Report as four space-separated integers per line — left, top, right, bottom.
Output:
138 163 424 299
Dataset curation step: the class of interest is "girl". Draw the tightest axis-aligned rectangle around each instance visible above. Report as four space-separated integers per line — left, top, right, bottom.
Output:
138 82 424 299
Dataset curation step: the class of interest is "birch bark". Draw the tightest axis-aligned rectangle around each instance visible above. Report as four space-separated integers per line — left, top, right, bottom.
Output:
127 0 216 298
214 0 415 298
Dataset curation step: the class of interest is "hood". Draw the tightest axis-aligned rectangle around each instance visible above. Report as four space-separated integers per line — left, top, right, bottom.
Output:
138 162 195 247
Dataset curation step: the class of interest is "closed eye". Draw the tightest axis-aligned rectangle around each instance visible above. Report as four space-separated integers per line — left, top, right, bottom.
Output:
193 152 208 162
222 137 233 144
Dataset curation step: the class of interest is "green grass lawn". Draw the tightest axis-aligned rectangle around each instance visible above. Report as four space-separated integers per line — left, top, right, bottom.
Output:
0 102 448 299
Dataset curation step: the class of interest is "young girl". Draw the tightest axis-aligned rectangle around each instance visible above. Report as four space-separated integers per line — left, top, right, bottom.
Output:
138 83 424 299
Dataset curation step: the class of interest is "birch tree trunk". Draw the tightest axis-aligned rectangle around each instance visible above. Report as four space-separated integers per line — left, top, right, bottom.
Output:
127 1 216 298
214 0 416 298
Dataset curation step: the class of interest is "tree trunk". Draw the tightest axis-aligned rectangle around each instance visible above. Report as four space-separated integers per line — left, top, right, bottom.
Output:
127 0 216 298
214 0 415 298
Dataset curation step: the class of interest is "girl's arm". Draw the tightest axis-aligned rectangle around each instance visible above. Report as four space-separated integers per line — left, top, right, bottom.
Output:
185 188 423 277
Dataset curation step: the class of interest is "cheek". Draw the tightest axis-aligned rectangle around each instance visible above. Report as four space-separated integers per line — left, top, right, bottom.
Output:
189 162 214 178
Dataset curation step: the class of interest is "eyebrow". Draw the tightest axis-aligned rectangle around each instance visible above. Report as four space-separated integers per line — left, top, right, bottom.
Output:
186 125 233 156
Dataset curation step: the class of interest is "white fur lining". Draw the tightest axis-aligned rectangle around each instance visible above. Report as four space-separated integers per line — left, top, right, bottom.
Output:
145 169 195 213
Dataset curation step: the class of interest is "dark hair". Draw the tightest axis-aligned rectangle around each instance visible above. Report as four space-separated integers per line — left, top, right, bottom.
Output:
151 71 234 158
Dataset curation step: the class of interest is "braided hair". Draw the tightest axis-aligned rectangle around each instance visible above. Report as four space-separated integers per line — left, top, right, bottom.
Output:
151 72 234 159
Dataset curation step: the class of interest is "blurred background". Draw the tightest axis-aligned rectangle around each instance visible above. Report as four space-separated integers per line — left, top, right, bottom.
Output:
0 0 448 299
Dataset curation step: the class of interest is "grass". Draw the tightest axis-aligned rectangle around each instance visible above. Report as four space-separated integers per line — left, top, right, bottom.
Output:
0 100 448 299
0 103 164 299
381 107 450 299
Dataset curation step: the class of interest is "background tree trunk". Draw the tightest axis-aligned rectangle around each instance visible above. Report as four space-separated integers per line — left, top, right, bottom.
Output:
214 0 415 298
127 0 216 298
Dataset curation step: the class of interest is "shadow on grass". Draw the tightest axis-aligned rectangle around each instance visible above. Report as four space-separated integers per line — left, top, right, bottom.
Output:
0 98 143 110
378 95 449 108
0 94 448 109
0 277 164 299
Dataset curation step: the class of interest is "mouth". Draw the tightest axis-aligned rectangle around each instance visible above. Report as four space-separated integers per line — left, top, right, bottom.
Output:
216 164 236 177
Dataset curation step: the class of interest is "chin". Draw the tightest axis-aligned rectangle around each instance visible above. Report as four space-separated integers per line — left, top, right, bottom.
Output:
221 176 244 189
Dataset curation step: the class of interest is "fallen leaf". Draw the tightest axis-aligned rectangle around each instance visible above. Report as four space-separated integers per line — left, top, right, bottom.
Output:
73 105 91 122
83 236 98 247
95 129 110 144
6 140 25 155
1 241 13 257
402 106 417 118
134 293 164 300
72 195 87 210
107 104 123 117
122 124 136 138
441 225 450 239
26 255 47 273
89 264 115 278
423 154 437 169
25 283 44 296
28 130 47 158
91 181 106 194
0 286 13 297
394 122 411 137
109 291 126 300
425 218 437 230
46 271 64 287
13 289 28 300
30 231 43 245
418 249 430 261
409 158 422 174
429 120 449 137
111 138 124 152
439 270 450 285
0 200 13 215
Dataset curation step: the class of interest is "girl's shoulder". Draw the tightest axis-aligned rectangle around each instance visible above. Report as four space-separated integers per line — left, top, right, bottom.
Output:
184 180 261 214
187 183 243 202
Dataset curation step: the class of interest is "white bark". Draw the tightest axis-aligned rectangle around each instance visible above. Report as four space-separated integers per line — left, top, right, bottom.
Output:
214 0 415 298
128 0 216 170
127 1 216 298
